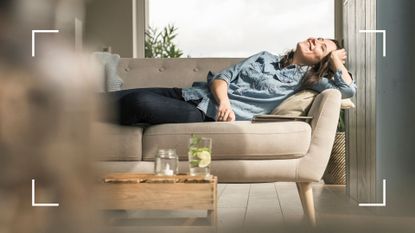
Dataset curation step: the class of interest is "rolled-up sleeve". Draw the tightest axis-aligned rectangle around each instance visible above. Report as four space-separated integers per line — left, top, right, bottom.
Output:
207 51 269 86
310 70 357 99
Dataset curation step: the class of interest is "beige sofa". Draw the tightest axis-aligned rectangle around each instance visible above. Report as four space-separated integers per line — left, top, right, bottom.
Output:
95 58 342 224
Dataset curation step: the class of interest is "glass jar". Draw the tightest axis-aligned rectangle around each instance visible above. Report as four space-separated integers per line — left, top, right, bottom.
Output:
154 149 179 176
188 136 212 177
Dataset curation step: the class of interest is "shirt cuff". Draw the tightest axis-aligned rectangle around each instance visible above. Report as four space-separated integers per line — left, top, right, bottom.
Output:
333 69 356 88
207 71 231 86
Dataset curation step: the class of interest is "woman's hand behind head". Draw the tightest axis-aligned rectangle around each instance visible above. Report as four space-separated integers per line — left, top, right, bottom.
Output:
330 48 347 65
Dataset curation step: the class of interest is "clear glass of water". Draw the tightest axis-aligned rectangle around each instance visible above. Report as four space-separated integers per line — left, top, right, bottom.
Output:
154 149 179 176
188 136 212 177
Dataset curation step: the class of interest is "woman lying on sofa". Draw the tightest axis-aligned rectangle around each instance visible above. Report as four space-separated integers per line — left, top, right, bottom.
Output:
104 37 356 125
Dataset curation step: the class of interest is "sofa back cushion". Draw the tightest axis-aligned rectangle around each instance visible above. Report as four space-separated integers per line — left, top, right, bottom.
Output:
118 58 243 89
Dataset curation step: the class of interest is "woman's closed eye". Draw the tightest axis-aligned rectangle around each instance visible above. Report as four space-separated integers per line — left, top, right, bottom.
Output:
322 43 327 53
316 38 327 53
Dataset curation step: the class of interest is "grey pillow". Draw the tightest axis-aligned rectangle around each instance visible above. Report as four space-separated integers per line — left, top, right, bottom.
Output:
93 52 124 92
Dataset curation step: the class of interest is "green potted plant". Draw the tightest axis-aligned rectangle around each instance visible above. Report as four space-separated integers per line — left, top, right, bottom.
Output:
145 24 184 58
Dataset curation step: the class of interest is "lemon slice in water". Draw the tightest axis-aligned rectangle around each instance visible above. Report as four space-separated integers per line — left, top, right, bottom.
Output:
198 151 211 168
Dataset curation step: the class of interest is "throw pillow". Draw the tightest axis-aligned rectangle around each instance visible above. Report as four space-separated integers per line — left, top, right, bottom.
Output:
92 52 124 92
271 90 318 116
341 98 356 109
272 90 356 117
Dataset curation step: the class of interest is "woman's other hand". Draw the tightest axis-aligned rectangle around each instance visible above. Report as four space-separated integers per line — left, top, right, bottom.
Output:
329 49 347 66
329 48 353 85
210 79 235 122
216 102 236 122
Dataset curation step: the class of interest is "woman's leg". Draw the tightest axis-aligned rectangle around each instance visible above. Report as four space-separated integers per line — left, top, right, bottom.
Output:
98 89 146 123
116 88 207 125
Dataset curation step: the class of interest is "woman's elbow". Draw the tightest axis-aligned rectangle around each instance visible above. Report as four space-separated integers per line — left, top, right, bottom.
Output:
341 86 356 99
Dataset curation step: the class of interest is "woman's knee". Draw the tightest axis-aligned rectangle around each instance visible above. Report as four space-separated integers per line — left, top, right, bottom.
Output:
122 91 152 108
118 92 153 124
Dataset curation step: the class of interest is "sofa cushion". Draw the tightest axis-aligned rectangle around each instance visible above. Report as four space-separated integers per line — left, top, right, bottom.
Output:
92 122 143 161
142 121 311 161
271 90 355 116
271 90 318 116
93 52 124 92
341 98 355 109
118 58 243 89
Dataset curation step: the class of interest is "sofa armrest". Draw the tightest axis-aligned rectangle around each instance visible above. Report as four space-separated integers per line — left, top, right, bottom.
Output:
297 89 342 181
91 122 143 161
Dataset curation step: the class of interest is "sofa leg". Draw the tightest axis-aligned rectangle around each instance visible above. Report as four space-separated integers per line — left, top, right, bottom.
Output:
296 183 305 208
296 182 316 226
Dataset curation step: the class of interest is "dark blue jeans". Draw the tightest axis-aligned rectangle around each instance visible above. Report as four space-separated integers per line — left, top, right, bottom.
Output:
101 88 213 125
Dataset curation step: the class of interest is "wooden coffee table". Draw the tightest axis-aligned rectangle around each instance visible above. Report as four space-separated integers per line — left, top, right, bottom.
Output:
96 173 218 229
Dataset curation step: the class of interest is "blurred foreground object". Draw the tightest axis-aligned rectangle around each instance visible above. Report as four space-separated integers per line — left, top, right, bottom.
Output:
0 1 104 233
0 46 103 233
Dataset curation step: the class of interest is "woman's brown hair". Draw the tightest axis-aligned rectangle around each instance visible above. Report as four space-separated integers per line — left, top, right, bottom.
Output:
280 39 342 89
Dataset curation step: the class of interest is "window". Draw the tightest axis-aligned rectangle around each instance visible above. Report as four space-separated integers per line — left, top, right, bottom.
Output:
149 0 334 57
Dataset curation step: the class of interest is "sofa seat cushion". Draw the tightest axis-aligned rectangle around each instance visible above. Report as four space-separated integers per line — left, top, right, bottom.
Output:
142 121 311 161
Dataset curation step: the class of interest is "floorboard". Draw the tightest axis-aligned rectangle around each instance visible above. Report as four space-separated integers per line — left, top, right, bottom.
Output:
103 182 400 232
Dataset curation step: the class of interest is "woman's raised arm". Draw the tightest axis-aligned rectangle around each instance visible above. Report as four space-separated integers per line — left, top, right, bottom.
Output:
329 49 353 85
310 49 357 99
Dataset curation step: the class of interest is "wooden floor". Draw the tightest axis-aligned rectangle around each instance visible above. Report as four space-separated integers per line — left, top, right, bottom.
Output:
216 182 372 230
103 182 413 233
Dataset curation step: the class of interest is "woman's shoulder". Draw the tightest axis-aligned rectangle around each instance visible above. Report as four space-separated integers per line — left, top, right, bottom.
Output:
251 51 283 63
256 50 278 57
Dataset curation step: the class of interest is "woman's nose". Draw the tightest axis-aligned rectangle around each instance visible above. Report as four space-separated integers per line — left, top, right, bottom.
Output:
308 38 317 46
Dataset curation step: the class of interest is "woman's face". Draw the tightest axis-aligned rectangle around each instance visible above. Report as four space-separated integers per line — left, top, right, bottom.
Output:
295 37 338 65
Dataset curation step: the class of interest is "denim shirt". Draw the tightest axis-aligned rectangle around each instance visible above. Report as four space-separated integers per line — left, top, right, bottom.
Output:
182 51 356 121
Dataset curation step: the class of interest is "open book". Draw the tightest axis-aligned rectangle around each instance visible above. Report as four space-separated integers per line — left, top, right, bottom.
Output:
252 115 313 123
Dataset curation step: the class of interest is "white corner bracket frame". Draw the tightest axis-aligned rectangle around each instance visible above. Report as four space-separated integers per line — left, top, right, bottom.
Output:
359 179 386 207
32 179 59 207
31 30 60 57
359 29 386 57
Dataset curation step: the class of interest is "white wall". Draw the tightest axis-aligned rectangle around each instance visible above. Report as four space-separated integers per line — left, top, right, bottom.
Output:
84 0 134 57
